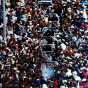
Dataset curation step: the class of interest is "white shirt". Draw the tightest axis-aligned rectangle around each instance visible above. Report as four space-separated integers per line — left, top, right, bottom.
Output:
42 84 48 88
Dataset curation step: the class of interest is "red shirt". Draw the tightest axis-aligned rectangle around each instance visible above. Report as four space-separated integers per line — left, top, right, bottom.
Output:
54 80 59 88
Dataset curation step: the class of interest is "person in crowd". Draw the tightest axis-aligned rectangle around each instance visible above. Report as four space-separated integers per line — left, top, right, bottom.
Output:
0 0 88 88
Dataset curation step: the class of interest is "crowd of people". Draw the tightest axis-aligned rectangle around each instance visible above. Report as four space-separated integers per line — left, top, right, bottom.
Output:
0 0 88 88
